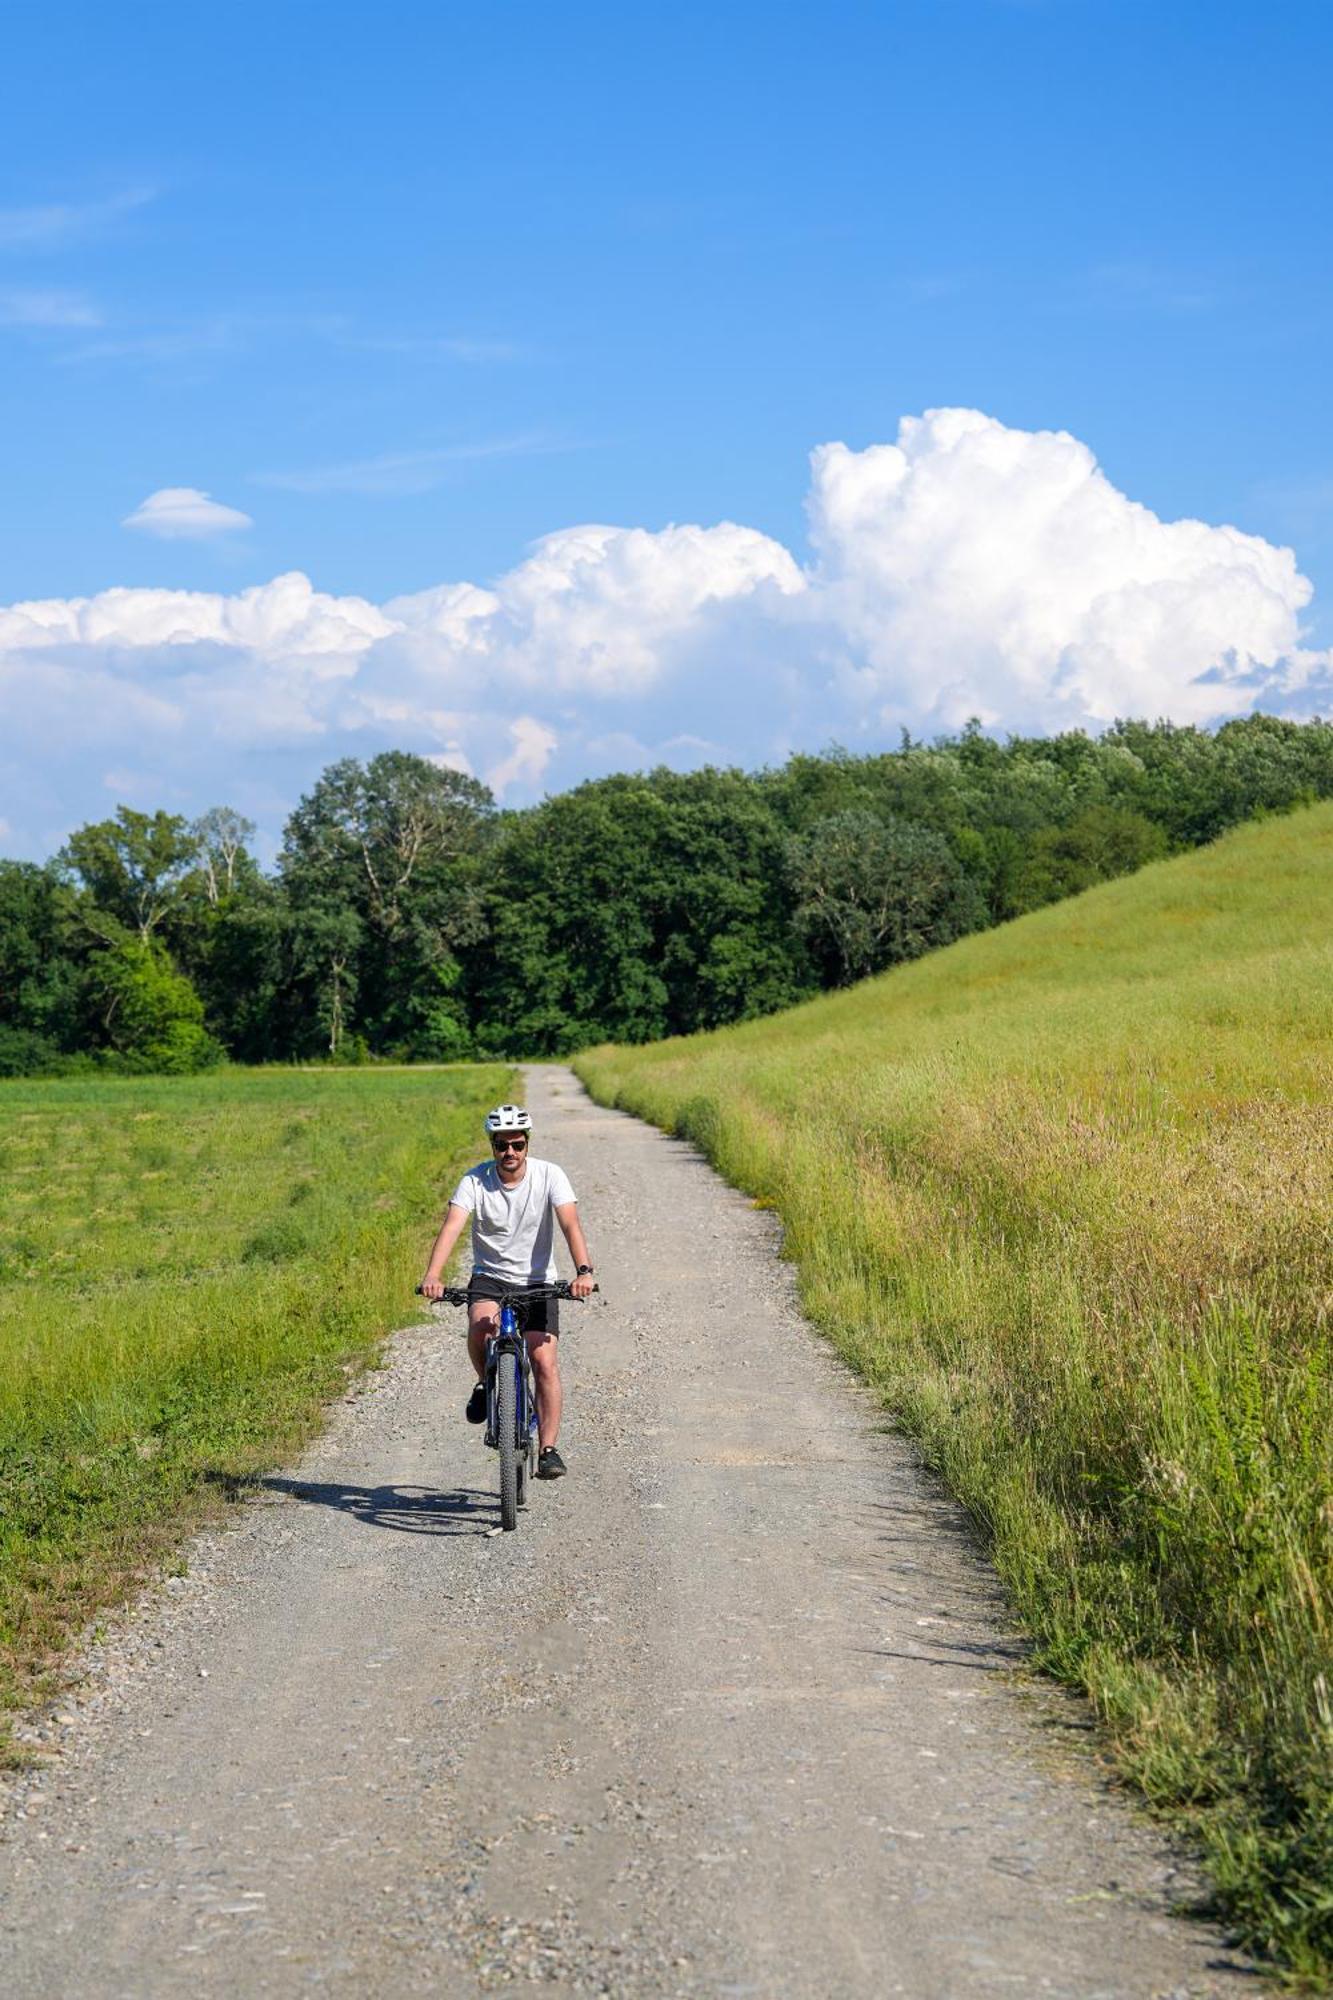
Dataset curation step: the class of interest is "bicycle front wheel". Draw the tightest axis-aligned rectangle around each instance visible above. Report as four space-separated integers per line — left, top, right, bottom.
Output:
498 1354 519 1532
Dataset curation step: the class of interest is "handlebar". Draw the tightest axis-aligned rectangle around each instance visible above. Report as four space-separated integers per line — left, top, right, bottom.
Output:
415 1279 598 1306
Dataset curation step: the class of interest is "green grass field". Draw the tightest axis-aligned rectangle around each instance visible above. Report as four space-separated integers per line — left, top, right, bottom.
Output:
0 1062 512 1747
576 803 1333 1980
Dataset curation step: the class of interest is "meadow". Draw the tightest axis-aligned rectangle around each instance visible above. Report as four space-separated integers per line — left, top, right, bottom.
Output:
0 1063 511 1747
577 803 1333 1980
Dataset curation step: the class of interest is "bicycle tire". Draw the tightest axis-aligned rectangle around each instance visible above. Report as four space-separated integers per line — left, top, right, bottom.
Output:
498 1354 519 1532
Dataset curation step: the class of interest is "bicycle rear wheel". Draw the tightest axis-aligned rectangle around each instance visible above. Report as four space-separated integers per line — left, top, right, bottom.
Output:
498 1354 519 1532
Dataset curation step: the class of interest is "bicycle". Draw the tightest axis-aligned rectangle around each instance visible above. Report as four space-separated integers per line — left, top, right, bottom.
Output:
415 1279 594 1532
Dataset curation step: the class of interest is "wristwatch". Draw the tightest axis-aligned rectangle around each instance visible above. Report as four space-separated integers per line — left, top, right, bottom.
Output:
576 1263 594 1276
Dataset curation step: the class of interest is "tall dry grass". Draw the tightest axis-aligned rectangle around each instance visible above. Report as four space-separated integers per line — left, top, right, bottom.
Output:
577 804 1333 1979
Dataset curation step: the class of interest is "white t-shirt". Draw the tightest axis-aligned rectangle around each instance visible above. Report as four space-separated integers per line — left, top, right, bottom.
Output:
448 1156 577 1284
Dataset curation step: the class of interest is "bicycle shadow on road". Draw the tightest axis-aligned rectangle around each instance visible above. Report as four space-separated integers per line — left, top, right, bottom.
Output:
260 1475 498 1536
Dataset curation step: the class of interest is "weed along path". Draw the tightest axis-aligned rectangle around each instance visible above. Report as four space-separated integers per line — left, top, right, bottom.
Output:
0 1067 1256 1999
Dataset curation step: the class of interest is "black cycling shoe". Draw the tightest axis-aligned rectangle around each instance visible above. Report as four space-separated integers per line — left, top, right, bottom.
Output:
536 1447 567 1480
465 1382 486 1425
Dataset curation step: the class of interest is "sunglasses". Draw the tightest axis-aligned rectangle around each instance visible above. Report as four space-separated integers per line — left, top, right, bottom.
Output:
491 1135 528 1153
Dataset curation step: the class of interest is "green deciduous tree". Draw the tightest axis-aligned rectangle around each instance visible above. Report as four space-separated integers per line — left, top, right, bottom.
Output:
191 807 258 905
0 861 82 1074
788 810 985 985
89 937 223 1073
1013 805 1169 912
279 752 495 1056
59 808 200 941
287 900 363 1058
187 880 289 1063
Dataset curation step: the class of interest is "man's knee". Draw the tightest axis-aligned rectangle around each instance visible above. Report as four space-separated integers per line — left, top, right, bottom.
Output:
527 1330 559 1375
468 1305 499 1342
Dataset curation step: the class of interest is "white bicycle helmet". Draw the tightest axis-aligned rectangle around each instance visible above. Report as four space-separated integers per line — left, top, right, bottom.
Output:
484 1103 532 1134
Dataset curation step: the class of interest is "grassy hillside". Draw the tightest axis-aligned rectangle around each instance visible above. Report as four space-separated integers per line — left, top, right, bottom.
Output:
577 804 1333 1979
0 1064 511 1747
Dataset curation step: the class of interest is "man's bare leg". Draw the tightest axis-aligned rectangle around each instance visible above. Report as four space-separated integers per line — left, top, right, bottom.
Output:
526 1329 562 1449
467 1301 497 1380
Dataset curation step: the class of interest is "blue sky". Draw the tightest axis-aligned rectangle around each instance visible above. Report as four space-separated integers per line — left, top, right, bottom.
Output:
3 0 1333 855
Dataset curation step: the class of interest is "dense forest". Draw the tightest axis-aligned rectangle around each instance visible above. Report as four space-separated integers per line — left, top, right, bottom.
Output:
3 713 1332 1075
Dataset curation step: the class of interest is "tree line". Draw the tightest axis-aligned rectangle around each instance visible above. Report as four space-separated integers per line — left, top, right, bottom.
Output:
3 714 1332 1075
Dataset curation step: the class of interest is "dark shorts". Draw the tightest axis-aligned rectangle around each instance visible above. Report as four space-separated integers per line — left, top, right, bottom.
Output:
467 1274 560 1336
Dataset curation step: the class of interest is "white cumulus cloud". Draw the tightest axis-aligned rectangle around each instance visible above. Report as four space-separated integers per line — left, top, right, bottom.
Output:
384 519 803 697
1 408 1327 857
0 572 389 660
803 409 1313 730
122 487 254 540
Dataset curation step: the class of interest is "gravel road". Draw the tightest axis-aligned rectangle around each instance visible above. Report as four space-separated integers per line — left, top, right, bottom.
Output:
0 1064 1259 1998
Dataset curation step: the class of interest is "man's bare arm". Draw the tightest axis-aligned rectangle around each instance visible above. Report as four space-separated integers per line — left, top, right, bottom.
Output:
555 1200 595 1297
420 1203 469 1298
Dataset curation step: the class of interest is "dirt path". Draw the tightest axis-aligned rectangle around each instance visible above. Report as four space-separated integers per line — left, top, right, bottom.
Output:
0 1065 1258 1997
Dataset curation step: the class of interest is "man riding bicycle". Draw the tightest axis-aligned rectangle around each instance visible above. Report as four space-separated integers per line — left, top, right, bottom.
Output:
419 1103 595 1480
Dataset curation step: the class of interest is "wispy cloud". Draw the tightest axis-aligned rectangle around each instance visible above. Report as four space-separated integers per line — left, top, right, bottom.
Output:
254 435 572 497
0 288 102 328
31 295 533 378
62 317 243 365
61 312 525 372
0 187 154 251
